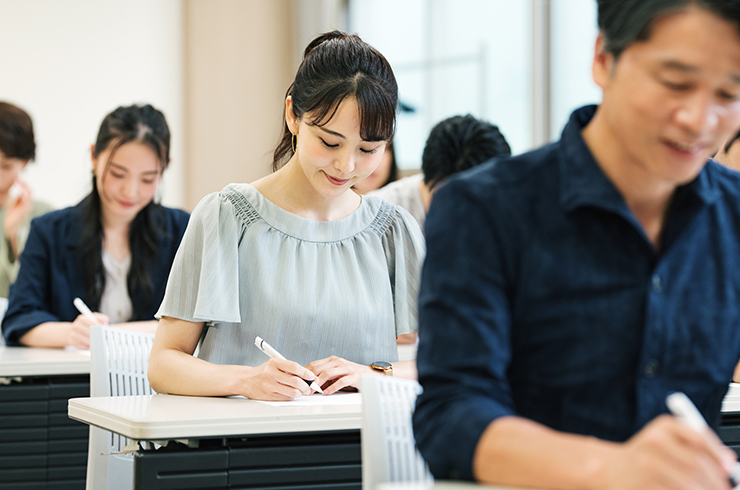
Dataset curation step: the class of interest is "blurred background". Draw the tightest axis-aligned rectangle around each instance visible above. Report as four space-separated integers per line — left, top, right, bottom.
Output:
0 0 600 212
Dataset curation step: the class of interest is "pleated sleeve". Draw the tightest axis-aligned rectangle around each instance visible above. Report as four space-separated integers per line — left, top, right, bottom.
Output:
380 204 426 336
156 191 242 323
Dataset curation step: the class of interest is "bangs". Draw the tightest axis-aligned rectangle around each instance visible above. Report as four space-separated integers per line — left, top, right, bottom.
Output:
304 74 396 142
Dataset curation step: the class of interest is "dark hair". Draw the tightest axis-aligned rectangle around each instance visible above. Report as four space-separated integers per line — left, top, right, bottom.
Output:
725 128 740 153
597 0 740 59
0 102 35 161
421 115 511 191
272 30 398 170
381 139 399 187
80 104 171 319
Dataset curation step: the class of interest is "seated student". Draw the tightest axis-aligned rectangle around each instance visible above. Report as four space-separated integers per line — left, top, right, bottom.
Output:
352 139 398 194
0 102 53 297
715 128 740 172
2 104 189 349
370 114 511 232
148 31 424 401
414 1 740 489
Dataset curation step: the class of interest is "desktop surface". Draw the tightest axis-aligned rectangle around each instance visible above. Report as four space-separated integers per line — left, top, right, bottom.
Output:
376 482 528 490
68 393 362 440
0 345 90 377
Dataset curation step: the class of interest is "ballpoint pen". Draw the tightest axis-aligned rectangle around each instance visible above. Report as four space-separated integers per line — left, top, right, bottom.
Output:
254 336 323 394
73 297 101 324
666 392 740 488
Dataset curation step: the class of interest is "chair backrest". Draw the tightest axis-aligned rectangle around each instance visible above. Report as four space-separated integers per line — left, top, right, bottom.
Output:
90 325 155 399
87 325 155 490
360 375 433 490
0 297 7 346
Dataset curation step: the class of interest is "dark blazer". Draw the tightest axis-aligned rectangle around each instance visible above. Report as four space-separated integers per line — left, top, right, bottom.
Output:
2 200 190 345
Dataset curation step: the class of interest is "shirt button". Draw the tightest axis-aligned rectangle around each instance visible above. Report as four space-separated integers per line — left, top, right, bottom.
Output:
651 275 663 293
644 359 660 378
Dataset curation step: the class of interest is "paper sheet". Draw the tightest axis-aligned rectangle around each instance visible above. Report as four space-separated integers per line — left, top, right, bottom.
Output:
251 392 361 407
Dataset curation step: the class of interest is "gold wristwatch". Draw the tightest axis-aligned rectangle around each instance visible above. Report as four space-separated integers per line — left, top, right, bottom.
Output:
370 361 393 376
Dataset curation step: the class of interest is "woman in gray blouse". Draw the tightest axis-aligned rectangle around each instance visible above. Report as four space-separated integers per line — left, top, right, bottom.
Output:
149 31 425 401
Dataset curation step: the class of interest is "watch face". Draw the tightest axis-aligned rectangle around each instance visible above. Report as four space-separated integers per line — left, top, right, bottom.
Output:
372 361 392 369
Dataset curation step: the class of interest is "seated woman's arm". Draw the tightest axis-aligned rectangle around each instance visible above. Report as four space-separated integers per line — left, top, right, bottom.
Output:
148 315 319 400
3 216 65 346
20 313 108 349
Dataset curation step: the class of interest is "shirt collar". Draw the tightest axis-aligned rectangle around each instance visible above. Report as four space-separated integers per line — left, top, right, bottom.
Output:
558 105 720 214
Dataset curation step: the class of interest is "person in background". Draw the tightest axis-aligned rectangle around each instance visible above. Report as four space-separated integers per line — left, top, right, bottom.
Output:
714 128 740 171
2 104 189 348
370 114 511 232
352 139 398 194
0 102 53 297
414 0 740 488
148 31 424 402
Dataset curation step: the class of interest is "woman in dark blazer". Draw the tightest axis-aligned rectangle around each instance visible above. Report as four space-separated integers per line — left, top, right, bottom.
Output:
2 104 189 348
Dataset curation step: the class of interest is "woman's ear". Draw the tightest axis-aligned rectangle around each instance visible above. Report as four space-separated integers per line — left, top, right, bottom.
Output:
285 96 299 135
89 143 98 172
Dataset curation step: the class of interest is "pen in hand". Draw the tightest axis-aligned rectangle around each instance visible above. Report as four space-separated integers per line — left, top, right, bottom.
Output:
73 297 103 325
666 391 740 488
254 336 323 394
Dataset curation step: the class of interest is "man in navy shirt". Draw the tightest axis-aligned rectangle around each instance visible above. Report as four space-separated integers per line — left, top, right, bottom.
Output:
414 1 740 489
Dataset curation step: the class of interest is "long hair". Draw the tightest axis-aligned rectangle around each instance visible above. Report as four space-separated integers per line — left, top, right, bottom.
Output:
79 104 170 319
272 30 398 170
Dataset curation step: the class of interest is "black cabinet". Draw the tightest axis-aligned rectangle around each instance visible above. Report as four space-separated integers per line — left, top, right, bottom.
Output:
133 430 362 490
0 375 89 490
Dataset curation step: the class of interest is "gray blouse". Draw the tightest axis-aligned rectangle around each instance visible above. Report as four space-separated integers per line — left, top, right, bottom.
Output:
156 183 425 367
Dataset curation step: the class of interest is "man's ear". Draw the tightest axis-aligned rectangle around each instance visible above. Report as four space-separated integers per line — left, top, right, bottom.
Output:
592 32 615 90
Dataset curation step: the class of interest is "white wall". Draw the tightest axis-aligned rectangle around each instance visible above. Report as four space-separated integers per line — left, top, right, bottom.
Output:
550 0 601 138
350 0 531 163
0 0 184 210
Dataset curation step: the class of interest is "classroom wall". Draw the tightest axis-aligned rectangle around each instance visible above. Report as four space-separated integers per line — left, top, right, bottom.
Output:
183 0 295 210
0 0 185 210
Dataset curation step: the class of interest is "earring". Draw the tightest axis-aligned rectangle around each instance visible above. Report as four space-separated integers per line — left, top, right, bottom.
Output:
292 133 297 154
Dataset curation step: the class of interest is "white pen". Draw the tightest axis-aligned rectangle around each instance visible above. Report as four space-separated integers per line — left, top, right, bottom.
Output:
73 297 100 324
666 392 740 488
254 336 323 394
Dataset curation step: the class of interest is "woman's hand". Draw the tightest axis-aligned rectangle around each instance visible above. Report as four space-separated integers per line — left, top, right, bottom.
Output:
305 356 375 395
238 358 317 401
4 180 34 258
65 312 109 349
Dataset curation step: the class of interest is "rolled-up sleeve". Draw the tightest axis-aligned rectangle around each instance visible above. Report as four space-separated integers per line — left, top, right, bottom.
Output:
413 177 516 481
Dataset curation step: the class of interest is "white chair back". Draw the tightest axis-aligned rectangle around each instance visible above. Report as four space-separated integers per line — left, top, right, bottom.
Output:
360 375 433 490
86 325 155 490
0 297 8 346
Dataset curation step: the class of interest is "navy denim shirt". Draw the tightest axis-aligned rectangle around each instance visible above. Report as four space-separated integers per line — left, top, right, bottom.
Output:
2 201 189 345
413 105 740 481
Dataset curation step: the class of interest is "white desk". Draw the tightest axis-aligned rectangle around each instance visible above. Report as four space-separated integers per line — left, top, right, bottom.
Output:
69 393 363 490
0 345 90 377
397 342 418 362
376 483 527 490
0 346 91 489
68 393 362 440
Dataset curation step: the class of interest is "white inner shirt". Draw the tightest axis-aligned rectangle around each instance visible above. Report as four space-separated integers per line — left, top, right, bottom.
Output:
100 250 132 324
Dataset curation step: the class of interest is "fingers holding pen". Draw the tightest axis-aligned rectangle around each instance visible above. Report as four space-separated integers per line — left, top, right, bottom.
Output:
242 358 318 400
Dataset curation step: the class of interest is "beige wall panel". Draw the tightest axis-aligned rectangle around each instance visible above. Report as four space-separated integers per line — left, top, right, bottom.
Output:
185 0 294 210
